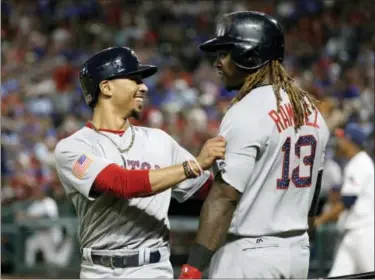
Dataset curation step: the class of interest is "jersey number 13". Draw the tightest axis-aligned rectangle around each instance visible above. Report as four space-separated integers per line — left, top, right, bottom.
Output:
277 135 317 189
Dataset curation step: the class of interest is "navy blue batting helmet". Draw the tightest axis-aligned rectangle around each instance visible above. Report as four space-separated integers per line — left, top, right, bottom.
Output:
199 11 285 70
79 47 158 107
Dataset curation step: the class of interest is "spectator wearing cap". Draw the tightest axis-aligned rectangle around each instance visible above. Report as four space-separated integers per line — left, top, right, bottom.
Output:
315 123 374 277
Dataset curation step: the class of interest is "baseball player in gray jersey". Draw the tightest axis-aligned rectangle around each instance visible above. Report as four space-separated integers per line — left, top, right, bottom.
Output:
54 47 226 278
180 12 330 279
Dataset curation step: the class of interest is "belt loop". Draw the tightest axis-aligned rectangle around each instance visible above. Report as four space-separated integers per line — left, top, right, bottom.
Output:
138 247 145 266
82 248 93 264
144 248 151 264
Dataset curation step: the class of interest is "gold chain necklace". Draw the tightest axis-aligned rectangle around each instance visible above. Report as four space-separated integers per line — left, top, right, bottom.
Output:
90 122 135 153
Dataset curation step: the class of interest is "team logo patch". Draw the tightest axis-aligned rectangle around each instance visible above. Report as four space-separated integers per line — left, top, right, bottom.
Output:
72 154 93 179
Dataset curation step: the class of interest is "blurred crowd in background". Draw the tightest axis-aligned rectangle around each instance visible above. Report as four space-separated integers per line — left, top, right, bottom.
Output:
1 0 374 275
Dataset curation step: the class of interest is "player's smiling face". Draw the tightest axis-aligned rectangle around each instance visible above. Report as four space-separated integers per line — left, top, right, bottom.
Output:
214 51 247 91
100 75 147 120
127 76 148 120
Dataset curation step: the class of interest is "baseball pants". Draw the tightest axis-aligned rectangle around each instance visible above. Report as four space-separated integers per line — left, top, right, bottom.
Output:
80 246 173 278
328 225 374 277
209 232 310 278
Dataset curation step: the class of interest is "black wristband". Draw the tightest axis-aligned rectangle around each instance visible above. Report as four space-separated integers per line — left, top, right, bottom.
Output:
186 243 215 271
183 161 196 178
182 161 190 178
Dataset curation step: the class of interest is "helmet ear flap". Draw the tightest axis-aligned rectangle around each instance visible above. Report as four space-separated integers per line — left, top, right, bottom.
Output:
231 44 265 70
79 75 99 107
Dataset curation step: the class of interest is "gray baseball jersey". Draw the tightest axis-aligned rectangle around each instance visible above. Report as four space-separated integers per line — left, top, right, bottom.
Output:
54 123 210 250
215 85 330 236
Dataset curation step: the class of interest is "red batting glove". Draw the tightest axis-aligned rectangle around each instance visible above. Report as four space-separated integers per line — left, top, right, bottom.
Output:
179 264 203 279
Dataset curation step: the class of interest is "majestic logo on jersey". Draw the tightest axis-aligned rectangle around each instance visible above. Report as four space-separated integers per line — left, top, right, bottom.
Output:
256 238 263 244
72 154 93 179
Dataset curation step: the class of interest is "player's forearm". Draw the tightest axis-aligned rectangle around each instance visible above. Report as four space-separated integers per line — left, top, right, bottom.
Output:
186 177 239 271
196 190 237 250
93 162 198 199
316 201 345 226
148 163 190 194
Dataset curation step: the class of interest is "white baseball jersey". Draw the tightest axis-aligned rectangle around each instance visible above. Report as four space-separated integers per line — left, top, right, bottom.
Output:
54 123 210 250
328 152 374 277
339 151 374 230
216 85 330 236
321 158 342 196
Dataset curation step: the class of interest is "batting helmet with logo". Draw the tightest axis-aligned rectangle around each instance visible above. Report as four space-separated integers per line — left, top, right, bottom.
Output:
79 47 158 107
199 11 285 71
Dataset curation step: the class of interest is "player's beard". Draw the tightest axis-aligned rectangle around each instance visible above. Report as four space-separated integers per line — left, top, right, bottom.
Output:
130 109 141 120
221 73 245 91
224 80 244 91
225 83 243 91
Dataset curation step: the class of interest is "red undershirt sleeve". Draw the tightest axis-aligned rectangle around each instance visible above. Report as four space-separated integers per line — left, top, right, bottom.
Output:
92 163 152 199
193 173 214 200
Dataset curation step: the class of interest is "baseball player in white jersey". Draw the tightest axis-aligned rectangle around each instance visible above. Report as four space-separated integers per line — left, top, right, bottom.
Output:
315 123 374 277
54 47 226 278
179 11 330 279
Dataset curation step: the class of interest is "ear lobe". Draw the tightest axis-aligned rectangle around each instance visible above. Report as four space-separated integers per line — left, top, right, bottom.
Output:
99 80 112 97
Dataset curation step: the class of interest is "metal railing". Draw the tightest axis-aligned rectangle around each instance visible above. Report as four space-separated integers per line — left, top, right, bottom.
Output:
1 215 339 278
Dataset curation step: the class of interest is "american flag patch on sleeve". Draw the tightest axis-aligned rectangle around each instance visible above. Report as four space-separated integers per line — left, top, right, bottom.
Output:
72 154 93 179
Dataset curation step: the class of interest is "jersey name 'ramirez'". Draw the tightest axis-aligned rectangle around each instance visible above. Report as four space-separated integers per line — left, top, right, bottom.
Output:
268 102 319 133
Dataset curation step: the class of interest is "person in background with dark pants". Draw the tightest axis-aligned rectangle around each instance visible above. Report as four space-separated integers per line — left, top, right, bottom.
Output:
315 123 374 277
